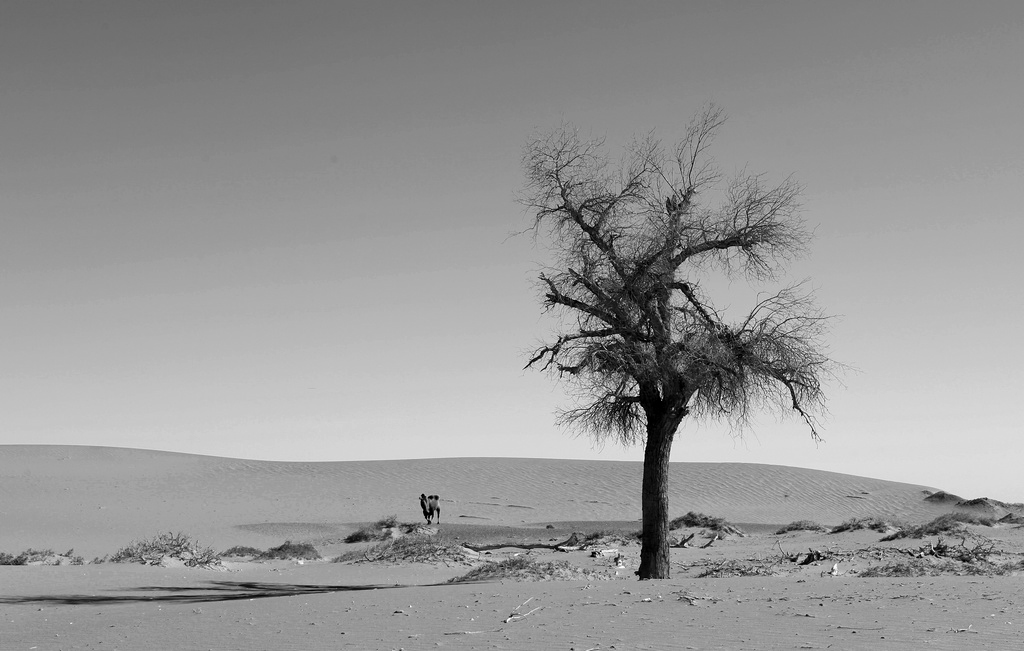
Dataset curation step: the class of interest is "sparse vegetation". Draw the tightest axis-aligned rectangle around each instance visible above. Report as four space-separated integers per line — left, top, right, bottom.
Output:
344 515 418 543
583 530 612 543
860 532 1014 577
449 555 605 582
110 532 221 568
335 532 469 565
859 559 984 577
221 545 264 558
695 558 778 578
0 551 29 565
775 520 827 534
375 515 399 529
670 512 744 536
0 548 83 565
256 541 320 561
880 513 995 541
830 517 893 534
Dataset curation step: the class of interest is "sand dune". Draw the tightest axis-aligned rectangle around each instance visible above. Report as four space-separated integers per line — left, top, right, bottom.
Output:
3 445 1023 651
0 445 985 558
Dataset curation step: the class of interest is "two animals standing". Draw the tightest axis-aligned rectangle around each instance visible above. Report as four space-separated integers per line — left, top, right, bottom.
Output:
419 493 440 524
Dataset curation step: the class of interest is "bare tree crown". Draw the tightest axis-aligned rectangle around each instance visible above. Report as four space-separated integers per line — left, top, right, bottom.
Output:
522 105 833 445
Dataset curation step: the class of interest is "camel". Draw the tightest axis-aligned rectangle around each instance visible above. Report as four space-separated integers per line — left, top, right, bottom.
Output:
419 494 440 524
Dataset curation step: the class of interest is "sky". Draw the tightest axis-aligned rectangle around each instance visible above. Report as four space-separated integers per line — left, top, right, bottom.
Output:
1 1 1022 501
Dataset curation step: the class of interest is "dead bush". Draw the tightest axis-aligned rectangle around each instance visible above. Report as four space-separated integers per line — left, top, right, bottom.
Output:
670 511 744 536
881 513 995 541
334 533 469 566
775 520 827 534
450 555 605 582
830 517 892 534
111 532 220 568
257 541 320 561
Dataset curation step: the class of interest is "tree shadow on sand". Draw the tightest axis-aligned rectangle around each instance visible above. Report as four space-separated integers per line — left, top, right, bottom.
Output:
0 580 451 606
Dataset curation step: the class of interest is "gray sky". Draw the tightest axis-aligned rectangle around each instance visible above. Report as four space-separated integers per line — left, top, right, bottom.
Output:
2 1 1022 501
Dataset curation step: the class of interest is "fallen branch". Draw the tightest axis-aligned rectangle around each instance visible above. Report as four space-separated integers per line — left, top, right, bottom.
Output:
675 533 696 548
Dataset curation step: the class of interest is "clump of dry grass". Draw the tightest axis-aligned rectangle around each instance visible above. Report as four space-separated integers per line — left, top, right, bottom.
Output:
344 515 419 543
695 558 779 578
257 541 321 561
449 555 606 583
775 520 827 534
0 548 83 565
334 532 470 565
860 558 995 577
880 513 996 541
221 545 263 558
670 511 744 536
830 517 893 534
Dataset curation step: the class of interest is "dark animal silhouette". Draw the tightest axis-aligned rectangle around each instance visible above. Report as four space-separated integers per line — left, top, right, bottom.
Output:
419 494 440 524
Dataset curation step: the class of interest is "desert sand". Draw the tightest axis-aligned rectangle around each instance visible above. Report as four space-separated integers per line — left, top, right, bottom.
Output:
2 445 1022 650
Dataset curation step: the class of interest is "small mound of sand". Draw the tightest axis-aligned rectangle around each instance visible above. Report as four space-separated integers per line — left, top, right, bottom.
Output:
924 491 963 504
956 498 999 512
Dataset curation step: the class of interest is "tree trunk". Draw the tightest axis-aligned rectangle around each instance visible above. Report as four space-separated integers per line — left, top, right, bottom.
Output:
637 411 677 579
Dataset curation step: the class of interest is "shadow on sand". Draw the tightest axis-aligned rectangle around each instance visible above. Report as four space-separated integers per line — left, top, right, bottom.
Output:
0 580 450 606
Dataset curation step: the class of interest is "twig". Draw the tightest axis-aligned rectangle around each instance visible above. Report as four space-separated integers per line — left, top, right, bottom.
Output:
947 625 977 633
504 597 543 623
505 606 543 623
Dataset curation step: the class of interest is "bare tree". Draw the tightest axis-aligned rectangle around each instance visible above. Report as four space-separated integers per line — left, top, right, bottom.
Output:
521 105 836 579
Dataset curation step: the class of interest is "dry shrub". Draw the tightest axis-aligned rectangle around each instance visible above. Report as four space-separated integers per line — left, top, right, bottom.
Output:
221 546 263 558
450 555 606 583
111 532 221 568
334 533 469 565
344 516 418 543
670 512 744 536
775 520 827 534
830 517 892 534
695 558 778 578
881 513 995 541
257 541 320 561
0 548 79 565
860 558 990 577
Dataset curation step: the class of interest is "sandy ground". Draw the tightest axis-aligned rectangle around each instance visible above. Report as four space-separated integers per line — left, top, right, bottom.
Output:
2 445 1023 650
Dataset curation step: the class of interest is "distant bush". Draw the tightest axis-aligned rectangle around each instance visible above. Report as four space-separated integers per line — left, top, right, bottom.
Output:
0 548 77 565
880 513 995 541
671 512 724 529
222 546 264 558
63 549 85 565
376 515 399 529
111 532 220 568
830 517 892 534
775 520 827 534
256 541 321 561
0 552 27 565
344 516 418 543
670 511 744 536
344 527 379 543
